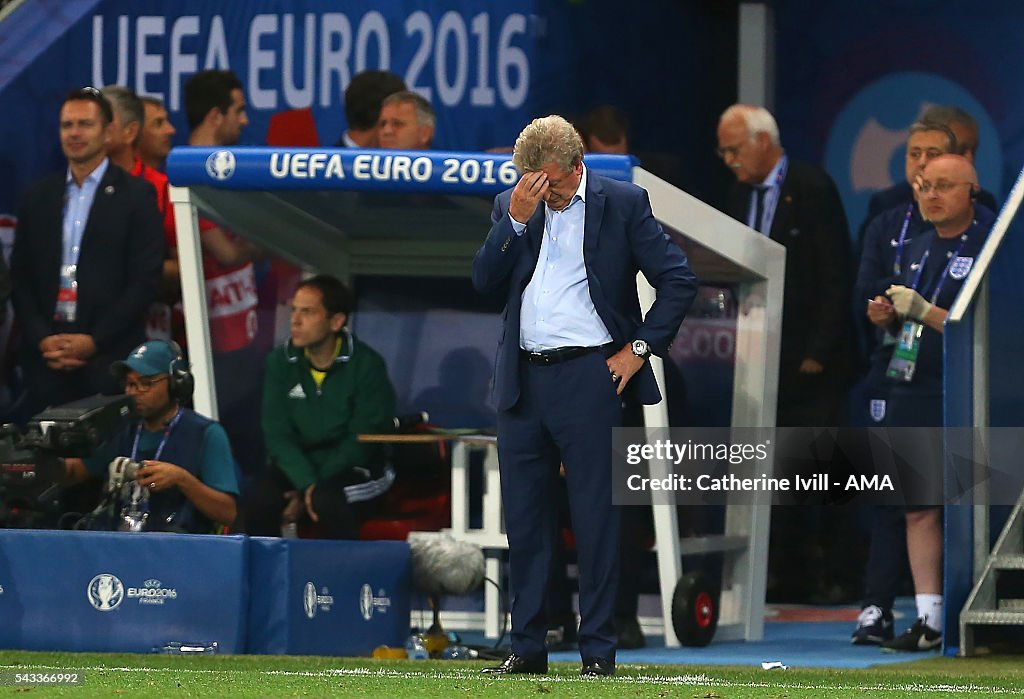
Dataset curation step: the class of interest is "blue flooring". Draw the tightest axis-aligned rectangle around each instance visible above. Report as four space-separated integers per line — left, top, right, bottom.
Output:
462 599 934 669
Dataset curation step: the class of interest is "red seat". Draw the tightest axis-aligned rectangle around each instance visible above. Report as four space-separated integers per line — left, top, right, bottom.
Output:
359 427 451 541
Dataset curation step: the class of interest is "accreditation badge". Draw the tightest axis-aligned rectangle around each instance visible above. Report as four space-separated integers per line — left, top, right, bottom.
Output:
886 320 924 383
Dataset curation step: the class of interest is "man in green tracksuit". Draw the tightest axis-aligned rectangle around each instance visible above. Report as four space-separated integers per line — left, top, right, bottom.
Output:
246 274 396 538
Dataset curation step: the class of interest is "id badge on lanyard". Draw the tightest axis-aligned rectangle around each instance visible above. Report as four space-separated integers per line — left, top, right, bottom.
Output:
54 264 78 323
886 320 924 382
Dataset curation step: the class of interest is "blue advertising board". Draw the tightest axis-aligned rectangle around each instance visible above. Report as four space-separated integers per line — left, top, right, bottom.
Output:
0 530 248 653
167 147 635 193
246 538 411 656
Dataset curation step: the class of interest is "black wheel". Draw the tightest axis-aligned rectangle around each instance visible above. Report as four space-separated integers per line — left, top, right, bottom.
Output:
671 571 719 646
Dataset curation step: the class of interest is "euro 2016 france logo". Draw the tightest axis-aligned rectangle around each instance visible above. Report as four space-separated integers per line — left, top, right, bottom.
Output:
303 581 318 619
206 150 236 181
87 573 125 611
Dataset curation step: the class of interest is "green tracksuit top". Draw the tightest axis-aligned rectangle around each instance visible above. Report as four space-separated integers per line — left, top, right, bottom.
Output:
261 333 396 490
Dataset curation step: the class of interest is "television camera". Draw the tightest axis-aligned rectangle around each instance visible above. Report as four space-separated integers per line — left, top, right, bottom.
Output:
0 394 134 528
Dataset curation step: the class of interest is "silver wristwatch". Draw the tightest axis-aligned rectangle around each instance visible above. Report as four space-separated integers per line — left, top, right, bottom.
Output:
631 339 651 360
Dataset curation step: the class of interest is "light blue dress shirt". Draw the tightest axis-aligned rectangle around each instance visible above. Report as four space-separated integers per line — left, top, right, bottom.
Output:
747 153 787 235
510 166 613 351
62 157 110 268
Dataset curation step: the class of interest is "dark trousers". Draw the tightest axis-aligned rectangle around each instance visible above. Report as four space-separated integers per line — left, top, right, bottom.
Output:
859 384 941 610
863 504 908 610
244 465 365 539
498 351 622 661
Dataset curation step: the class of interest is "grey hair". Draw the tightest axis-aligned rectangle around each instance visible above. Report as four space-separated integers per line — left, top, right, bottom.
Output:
921 105 977 153
512 115 584 173
720 104 780 146
102 85 145 147
908 120 958 154
381 90 435 128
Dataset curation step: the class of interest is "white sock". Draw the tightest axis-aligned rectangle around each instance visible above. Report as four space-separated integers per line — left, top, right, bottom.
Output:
916 594 943 631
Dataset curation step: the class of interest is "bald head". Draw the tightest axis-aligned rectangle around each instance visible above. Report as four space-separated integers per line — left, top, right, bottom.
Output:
917 154 978 235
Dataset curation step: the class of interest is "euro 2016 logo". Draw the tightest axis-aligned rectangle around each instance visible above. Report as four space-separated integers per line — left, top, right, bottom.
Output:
205 150 236 181
303 582 318 619
87 573 125 611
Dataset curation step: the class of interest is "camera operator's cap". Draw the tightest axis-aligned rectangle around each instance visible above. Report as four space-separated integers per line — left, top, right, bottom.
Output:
110 341 175 378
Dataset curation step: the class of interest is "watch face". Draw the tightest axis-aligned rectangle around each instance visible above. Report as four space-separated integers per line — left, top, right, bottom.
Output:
632 340 649 357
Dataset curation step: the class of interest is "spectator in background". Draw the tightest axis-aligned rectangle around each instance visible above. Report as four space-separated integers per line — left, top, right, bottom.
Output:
247 275 396 539
11 87 163 416
336 70 407 148
717 104 855 604
717 104 852 428
576 105 685 187
138 96 176 171
577 105 630 154
184 69 265 477
377 91 435 150
65 340 239 532
101 86 182 346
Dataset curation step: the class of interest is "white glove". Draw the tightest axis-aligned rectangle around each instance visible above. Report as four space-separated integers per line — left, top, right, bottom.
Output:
886 285 933 321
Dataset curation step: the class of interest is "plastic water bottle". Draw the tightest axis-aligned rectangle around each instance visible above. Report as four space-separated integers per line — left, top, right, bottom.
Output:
441 631 477 660
441 644 474 660
405 634 429 660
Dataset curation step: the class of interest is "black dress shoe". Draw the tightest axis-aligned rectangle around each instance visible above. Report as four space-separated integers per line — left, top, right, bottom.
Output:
481 653 548 675
581 656 615 677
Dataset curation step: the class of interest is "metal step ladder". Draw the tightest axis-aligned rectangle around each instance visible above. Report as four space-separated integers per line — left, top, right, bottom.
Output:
959 494 1024 655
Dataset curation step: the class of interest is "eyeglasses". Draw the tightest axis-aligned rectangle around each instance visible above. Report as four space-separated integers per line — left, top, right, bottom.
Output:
917 180 975 196
715 143 745 159
123 375 168 393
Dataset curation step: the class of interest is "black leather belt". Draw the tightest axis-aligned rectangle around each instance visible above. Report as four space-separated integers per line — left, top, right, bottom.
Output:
522 344 613 366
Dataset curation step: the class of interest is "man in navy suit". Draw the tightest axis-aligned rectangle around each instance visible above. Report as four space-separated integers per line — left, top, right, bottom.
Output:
473 115 697 676
11 87 164 416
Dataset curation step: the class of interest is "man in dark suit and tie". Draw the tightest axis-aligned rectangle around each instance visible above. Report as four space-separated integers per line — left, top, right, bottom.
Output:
11 87 164 416
472 115 697 676
717 104 852 428
717 104 854 604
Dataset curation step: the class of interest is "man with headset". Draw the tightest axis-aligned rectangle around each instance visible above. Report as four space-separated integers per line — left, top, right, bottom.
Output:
246 275 396 539
65 340 239 532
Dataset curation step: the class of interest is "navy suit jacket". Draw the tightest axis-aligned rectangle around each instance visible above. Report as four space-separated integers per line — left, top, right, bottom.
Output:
12 162 165 366
472 171 697 411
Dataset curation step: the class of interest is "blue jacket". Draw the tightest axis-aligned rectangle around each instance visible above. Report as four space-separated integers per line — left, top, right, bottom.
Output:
472 171 697 410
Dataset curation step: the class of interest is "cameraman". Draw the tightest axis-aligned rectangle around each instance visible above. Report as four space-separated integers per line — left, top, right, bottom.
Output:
65 340 239 532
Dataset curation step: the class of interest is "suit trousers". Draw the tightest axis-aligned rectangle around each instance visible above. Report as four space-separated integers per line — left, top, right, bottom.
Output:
497 350 622 661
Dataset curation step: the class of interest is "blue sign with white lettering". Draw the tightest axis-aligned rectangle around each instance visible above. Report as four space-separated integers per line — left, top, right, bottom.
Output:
0 530 247 653
167 147 636 193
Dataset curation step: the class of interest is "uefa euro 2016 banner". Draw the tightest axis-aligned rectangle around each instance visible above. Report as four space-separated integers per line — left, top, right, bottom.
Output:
0 0 540 212
85 0 535 147
167 148 636 194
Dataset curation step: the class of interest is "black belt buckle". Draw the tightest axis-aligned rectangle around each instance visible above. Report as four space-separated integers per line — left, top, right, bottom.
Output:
524 346 593 365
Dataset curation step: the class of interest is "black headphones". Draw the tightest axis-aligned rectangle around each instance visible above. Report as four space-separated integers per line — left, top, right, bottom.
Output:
165 340 195 404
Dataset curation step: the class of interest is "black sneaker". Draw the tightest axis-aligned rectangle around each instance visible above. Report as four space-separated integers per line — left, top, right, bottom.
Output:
880 617 941 652
850 605 894 645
